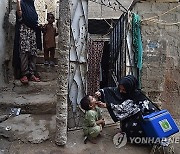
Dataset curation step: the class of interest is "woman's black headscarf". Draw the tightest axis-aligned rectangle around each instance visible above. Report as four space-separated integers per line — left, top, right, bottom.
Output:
99 75 146 122
118 75 139 99
118 75 149 103
21 0 38 29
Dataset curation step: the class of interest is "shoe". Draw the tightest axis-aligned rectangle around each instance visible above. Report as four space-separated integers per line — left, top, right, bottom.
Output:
49 61 55 67
30 75 40 82
20 76 28 84
44 61 49 66
84 136 88 144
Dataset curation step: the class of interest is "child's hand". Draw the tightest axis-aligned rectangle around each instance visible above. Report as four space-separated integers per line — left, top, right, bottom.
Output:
38 24 42 27
96 118 105 126
38 24 43 29
101 119 105 127
55 32 59 36
100 118 105 127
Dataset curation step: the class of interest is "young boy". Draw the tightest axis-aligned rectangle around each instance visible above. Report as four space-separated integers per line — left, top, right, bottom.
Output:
42 13 58 66
80 95 105 144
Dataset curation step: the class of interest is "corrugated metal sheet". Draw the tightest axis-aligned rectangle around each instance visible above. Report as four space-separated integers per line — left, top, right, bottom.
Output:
68 0 88 128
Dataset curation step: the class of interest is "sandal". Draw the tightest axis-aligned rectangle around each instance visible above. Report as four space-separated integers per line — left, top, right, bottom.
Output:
49 61 55 67
20 76 29 84
30 75 40 82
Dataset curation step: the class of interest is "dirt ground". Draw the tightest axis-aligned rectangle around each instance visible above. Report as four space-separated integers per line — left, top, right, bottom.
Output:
0 108 180 154
0 124 180 154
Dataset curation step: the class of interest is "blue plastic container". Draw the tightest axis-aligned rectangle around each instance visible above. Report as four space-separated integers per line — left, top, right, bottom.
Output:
141 110 179 138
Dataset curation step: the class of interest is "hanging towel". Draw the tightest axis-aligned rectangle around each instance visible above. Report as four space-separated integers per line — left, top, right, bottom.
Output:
132 13 143 70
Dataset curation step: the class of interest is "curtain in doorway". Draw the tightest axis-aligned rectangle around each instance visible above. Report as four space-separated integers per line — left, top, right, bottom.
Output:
87 40 104 95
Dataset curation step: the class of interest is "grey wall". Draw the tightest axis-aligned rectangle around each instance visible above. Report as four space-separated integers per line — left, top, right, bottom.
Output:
88 0 132 19
0 1 8 87
133 1 180 117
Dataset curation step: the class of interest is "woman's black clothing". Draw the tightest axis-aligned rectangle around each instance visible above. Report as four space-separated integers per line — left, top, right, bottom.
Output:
21 0 38 29
99 75 159 139
99 87 124 122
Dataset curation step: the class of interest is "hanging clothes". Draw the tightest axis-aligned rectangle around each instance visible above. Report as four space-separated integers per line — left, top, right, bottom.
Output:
132 13 143 70
87 40 104 95
132 13 143 88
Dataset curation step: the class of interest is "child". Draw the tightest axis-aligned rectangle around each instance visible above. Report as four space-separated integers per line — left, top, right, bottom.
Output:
80 95 105 144
42 13 58 66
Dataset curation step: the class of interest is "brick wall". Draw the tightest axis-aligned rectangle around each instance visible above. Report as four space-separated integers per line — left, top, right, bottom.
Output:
133 1 180 117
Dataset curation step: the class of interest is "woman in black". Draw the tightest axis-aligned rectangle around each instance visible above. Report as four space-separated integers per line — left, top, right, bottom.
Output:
95 75 159 139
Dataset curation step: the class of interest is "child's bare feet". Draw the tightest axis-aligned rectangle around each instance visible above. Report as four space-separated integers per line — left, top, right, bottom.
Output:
88 136 97 144
84 136 88 144
84 136 97 144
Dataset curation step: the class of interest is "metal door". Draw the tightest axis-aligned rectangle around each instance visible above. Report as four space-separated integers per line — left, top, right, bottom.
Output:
109 13 137 86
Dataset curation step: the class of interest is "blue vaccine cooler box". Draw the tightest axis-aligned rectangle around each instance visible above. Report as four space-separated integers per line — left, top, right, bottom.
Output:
141 110 179 138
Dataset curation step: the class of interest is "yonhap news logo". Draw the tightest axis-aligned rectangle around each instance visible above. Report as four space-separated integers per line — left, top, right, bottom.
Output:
113 132 127 148
113 132 180 148
129 137 180 144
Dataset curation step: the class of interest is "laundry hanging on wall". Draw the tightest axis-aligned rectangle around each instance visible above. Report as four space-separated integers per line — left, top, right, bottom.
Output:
132 13 143 88
87 40 104 95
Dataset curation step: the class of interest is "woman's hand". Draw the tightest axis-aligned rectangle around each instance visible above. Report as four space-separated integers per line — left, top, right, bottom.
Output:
16 0 22 17
95 91 101 98
38 24 44 30
95 101 106 108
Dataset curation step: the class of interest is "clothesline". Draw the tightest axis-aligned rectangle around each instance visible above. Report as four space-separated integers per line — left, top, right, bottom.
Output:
89 0 128 13
141 4 180 26
142 20 180 26
142 4 180 22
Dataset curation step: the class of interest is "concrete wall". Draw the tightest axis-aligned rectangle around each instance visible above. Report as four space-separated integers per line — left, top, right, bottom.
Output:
88 0 132 19
0 1 8 88
133 1 180 117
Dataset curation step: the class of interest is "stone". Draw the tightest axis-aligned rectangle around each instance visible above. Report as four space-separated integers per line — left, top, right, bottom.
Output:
152 2 169 12
0 115 8 123
155 0 179 2
161 13 177 23
136 2 153 13
0 91 57 114
0 114 56 143
8 9 16 26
